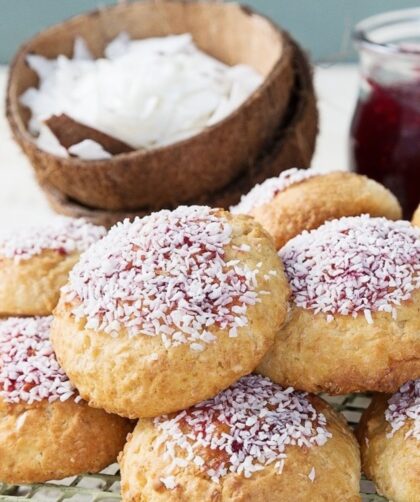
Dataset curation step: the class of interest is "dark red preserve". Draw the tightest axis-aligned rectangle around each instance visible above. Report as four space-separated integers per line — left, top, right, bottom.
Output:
350 78 420 218
351 9 420 218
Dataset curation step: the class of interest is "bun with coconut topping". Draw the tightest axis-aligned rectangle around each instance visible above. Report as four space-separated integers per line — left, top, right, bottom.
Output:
412 204 420 228
51 206 289 418
0 316 132 484
0 217 106 316
258 215 420 394
119 375 360 502
230 169 402 249
358 380 420 502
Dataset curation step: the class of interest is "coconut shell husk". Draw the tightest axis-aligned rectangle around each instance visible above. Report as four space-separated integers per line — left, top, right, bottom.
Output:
45 114 135 155
41 37 318 228
7 0 295 211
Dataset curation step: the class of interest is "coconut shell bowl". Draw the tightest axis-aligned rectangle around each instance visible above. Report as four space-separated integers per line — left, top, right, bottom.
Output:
6 0 318 226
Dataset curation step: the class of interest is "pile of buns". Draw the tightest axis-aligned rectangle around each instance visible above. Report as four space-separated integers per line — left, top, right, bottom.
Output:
0 168 418 502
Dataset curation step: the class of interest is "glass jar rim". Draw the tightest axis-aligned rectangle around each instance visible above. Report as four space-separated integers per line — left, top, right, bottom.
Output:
353 7 420 59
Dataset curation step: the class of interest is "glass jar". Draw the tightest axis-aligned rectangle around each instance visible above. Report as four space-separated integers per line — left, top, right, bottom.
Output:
350 8 420 219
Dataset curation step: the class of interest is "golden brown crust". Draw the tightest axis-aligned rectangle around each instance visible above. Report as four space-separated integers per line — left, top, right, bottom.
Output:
119 395 361 502
412 204 420 228
51 214 290 418
0 397 133 484
358 395 420 502
250 172 402 249
258 288 420 394
0 250 80 316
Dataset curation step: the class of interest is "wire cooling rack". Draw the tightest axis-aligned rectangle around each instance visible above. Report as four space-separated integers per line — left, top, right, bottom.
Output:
0 393 387 501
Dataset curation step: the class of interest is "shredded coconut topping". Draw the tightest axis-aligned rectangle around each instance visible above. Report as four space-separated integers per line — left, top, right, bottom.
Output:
0 217 106 262
385 380 420 441
308 466 316 482
0 317 78 404
230 168 325 214
280 215 420 321
63 206 260 347
154 375 331 484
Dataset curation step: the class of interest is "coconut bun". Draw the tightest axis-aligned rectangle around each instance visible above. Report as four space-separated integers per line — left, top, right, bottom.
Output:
119 375 361 502
0 217 106 316
0 316 132 484
412 204 420 228
52 206 290 418
231 169 402 250
258 215 420 394
357 381 420 502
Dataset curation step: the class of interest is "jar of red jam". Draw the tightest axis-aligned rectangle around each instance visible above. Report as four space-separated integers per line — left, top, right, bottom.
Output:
350 9 420 219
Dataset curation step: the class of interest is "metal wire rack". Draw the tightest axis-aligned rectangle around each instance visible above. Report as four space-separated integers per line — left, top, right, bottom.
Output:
0 393 387 501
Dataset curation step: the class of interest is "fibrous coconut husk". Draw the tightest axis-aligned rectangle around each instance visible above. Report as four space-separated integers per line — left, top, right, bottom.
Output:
41 37 318 227
7 0 295 211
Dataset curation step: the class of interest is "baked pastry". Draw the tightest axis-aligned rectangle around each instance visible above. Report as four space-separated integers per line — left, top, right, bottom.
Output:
412 204 420 228
358 380 419 502
258 215 420 394
230 168 402 249
119 374 361 502
51 206 289 418
0 216 106 316
0 316 132 484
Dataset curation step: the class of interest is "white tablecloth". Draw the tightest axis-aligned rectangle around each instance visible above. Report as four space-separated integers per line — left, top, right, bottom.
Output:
0 64 359 228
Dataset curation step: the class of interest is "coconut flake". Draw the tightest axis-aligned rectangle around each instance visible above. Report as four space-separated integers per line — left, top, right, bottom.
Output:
21 33 263 155
73 37 93 61
308 467 316 482
36 123 69 157
385 380 420 441
280 215 420 321
0 216 106 262
154 375 331 483
68 139 112 160
160 476 177 490
0 317 78 404
63 206 262 347
230 168 328 214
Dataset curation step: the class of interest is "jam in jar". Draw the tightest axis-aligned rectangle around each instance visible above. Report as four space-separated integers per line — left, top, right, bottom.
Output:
350 9 420 218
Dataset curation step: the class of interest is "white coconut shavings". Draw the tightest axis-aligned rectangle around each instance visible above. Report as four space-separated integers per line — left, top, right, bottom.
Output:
68 139 112 160
230 168 326 214
0 317 79 404
160 476 177 490
21 33 263 158
308 467 316 482
385 380 420 441
280 215 420 321
0 216 106 262
63 206 261 347
154 375 331 484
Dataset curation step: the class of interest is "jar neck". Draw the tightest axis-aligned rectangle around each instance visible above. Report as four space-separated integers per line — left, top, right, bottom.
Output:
357 47 420 86
354 8 420 86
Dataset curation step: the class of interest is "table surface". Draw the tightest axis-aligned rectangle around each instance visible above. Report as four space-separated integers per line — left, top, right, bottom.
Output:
0 64 359 228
